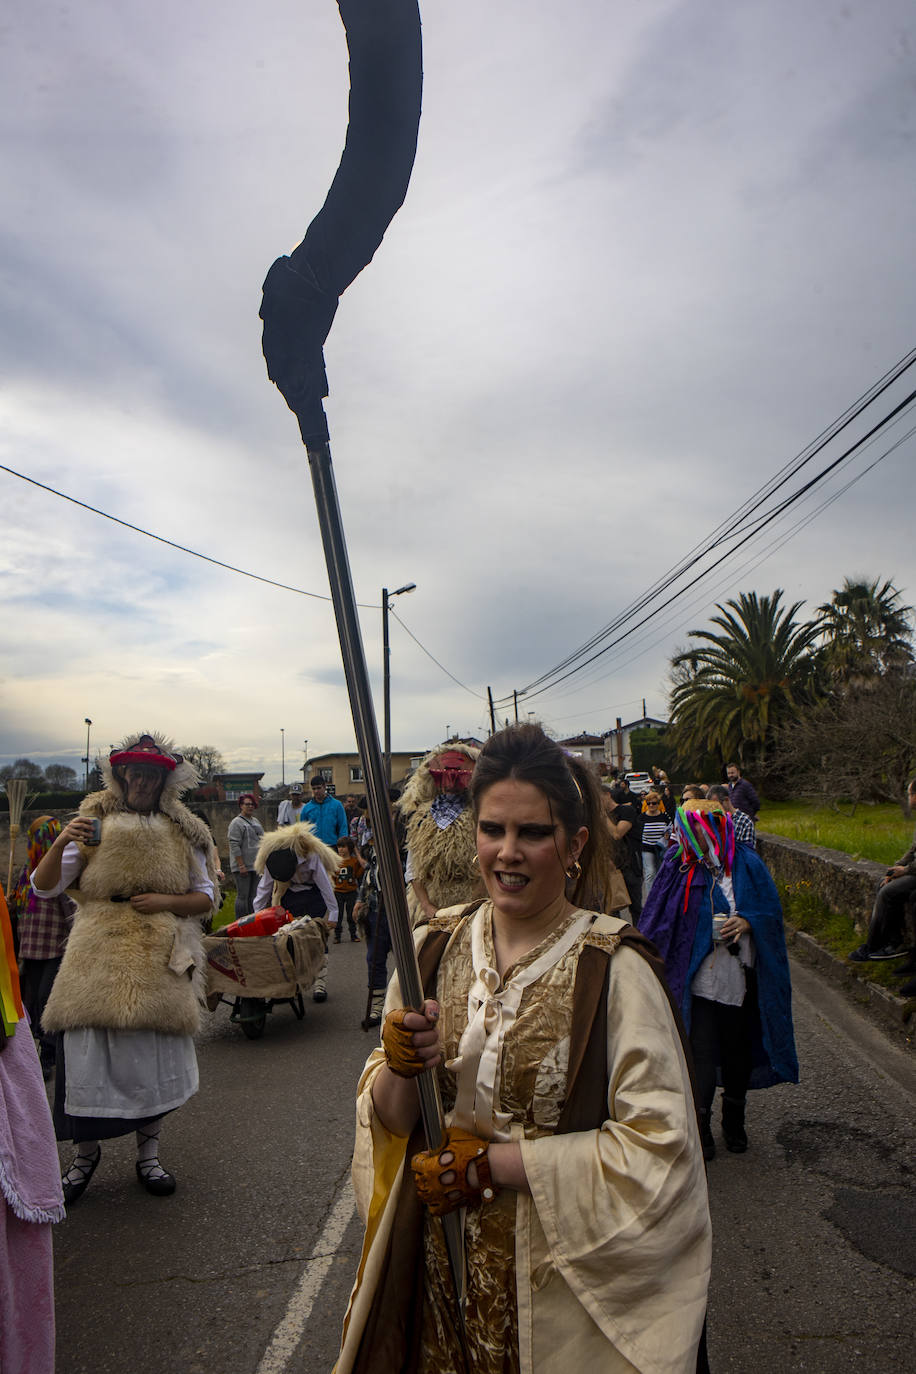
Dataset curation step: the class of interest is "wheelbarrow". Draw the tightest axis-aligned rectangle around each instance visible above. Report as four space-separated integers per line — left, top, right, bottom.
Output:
202 916 326 1040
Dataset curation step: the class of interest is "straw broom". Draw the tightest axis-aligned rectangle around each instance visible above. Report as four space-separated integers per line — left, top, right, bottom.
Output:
5 777 28 901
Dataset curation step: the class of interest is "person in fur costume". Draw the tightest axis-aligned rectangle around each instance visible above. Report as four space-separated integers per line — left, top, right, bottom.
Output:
31 732 218 1203
252 822 340 1002
398 743 482 926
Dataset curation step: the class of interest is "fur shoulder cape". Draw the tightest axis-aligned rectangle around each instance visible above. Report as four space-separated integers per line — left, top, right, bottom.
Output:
254 822 342 876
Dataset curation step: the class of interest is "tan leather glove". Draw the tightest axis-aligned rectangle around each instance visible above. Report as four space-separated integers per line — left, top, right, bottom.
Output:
411 1128 497 1216
381 1007 428 1078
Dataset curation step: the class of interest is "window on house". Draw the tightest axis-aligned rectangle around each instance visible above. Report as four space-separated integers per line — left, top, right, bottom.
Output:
349 766 364 783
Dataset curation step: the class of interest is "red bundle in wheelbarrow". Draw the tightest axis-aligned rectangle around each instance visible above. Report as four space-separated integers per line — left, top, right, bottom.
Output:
223 906 291 938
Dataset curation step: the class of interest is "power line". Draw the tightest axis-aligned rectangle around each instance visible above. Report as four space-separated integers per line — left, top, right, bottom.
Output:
525 420 916 717
0 461 483 699
0 463 339 603
497 363 916 705
389 609 486 699
507 345 916 700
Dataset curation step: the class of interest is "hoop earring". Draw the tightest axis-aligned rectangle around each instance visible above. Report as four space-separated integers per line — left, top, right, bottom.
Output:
472 854 479 867
566 859 582 881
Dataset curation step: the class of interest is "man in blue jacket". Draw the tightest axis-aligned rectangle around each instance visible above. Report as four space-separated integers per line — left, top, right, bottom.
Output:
300 777 348 846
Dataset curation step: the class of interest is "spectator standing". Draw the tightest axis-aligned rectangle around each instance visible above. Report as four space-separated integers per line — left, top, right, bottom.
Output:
353 829 392 1027
352 796 369 846
655 770 677 821
640 792 673 904
849 778 916 968
603 783 644 919
227 794 264 919
706 784 757 849
300 776 348 846
10 815 74 1080
726 762 760 820
277 783 304 826
332 836 365 943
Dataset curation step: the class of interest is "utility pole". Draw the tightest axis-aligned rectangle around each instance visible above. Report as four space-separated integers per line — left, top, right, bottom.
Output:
281 728 285 786
83 718 92 792
487 687 496 735
513 690 519 722
382 582 416 782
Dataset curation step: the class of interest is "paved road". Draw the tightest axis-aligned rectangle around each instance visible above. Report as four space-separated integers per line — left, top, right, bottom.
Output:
52 943 914 1373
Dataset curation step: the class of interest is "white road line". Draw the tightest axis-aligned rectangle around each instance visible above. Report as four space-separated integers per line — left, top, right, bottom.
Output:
255 1181 357 1374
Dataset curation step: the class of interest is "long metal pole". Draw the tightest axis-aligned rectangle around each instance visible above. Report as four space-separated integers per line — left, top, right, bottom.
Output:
382 588 391 784
305 438 465 1310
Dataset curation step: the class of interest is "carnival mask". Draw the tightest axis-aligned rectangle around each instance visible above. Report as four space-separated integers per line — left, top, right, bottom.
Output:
428 750 473 794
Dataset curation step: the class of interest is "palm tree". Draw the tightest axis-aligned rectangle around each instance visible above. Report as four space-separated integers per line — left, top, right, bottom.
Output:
668 590 823 773
816 576 913 684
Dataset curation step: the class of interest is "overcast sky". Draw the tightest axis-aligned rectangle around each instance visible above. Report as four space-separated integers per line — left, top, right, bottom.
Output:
2 0 914 785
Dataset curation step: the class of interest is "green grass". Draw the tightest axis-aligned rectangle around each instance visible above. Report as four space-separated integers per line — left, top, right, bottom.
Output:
211 889 235 931
760 800 913 865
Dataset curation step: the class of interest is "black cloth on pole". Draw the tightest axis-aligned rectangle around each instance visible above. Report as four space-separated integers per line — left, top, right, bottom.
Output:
260 0 423 445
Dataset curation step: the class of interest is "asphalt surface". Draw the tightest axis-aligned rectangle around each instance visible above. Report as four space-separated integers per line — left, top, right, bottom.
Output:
50 941 914 1374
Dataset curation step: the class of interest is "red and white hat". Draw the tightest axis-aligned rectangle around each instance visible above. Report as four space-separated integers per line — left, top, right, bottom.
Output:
109 734 180 772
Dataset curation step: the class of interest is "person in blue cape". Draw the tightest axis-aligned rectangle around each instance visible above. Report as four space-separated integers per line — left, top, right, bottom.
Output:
638 799 798 1160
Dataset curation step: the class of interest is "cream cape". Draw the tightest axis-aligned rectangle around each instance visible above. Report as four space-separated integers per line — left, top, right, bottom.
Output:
336 905 711 1374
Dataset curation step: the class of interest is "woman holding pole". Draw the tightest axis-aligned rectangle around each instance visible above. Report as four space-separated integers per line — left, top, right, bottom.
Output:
336 724 711 1374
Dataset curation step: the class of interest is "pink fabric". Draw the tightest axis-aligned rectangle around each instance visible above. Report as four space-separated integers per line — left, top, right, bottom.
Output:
0 1017 65 1222
0 1021 61 1371
0 1203 55 1374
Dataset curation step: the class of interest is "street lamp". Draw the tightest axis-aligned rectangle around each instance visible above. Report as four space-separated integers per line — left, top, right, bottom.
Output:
82 718 92 792
280 728 285 786
382 582 416 782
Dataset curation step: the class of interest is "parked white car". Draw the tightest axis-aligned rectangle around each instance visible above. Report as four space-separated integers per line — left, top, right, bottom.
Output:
624 771 653 795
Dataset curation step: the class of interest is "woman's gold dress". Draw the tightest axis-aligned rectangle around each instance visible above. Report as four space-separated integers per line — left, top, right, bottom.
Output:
339 903 711 1374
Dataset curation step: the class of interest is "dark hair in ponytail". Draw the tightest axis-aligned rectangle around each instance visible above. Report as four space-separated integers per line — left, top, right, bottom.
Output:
468 724 613 911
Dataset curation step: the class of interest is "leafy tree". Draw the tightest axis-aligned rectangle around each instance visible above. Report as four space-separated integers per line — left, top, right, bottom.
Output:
667 591 823 775
815 576 913 684
180 745 225 783
0 759 46 791
629 727 677 776
44 764 80 790
769 673 916 809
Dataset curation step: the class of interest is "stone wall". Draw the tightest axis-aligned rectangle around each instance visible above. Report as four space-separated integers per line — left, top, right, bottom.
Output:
757 831 883 935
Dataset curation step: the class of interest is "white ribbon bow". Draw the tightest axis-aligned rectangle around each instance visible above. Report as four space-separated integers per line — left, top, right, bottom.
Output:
448 907 592 1139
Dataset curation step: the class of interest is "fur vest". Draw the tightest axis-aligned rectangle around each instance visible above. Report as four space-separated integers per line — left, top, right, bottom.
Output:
42 809 209 1037
404 804 480 912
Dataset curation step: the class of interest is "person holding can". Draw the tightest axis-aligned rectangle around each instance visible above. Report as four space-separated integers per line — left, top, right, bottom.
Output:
30 733 217 1203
